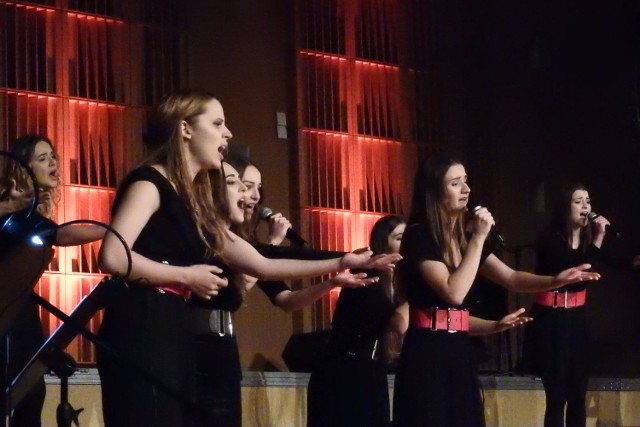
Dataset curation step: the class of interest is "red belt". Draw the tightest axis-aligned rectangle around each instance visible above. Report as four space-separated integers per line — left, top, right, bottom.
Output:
535 289 586 308
153 284 191 299
409 307 470 332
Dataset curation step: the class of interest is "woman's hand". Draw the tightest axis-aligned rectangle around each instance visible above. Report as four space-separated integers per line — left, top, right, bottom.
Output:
551 263 601 288
329 271 379 288
339 249 402 272
590 214 610 247
184 264 229 299
267 212 291 246
494 308 532 333
470 206 494 239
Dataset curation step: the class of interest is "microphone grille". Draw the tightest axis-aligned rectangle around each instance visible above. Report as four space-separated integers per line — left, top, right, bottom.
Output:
257 206 273 220
587 211 598 221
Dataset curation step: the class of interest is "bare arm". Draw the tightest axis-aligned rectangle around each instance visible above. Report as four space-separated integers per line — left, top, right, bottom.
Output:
98 180 228 299
479 254 600 292
220 231 400 280
383 302 409 363
468 308 532 336
273 272 378 312
420 234 487 305
419 207 493 305
55 224 106 246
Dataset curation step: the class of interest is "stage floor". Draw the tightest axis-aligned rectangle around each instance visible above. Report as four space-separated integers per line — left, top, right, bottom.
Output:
41 370 640 427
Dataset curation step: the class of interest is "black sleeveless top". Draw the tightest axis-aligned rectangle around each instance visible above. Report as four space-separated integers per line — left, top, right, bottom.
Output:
113 166 243 311
400 223 491 309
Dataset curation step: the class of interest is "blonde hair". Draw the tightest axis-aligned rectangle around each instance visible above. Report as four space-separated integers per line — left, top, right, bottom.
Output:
142 90 228 255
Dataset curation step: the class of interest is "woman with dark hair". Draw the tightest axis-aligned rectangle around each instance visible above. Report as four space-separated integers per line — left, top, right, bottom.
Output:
306 214 406 427
96 90 400 427
392 156 600 427
522 183 613 427
1 134 104 427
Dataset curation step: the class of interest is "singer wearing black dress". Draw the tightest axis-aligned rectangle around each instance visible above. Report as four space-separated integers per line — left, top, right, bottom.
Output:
392 156 600 427
306 215 405 427
521 183 614 427
1 135 104 427
97 90 401 427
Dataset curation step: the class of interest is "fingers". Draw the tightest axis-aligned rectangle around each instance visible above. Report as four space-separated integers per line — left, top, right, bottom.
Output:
352 246 371 255
206 265 224 275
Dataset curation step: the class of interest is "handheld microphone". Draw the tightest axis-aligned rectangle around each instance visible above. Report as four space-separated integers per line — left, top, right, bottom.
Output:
257 206 307 247
587 211 620 238
468 201 506 249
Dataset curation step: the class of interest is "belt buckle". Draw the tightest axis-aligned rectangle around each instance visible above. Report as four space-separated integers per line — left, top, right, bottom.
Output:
564 292 569 308
224 310 234 336
447 308 458 333
370 339 379 360
208 310 227 336
430 307 437 331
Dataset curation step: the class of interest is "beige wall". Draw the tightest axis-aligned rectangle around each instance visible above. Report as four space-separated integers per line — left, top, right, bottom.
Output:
41 374 640 427
185 0 297 370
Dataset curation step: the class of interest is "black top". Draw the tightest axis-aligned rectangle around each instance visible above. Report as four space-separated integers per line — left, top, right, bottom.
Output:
400 223 491 309
535 231 600 292
331 278 395 342
254 243 347 305
113 166 242 311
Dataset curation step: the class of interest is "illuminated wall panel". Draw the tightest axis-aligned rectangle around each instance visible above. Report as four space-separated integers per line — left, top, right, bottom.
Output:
1 0 183 364
296 0 420 329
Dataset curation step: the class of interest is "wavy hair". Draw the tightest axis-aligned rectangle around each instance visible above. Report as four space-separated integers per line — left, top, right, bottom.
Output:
0 134 59 219
142 89 227 255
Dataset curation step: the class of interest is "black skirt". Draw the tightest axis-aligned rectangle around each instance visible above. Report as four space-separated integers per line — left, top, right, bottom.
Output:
307 352 390 427
521 304 589 380
392 328 485 427
97 286 193 427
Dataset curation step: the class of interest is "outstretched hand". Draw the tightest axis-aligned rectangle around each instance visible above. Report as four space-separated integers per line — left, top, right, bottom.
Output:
494 308 532 333
552 263 601 288
330 271 379 288
340 250 402 272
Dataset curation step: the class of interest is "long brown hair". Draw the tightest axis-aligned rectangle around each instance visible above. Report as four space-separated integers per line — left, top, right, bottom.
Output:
0 134 59 219
224 155 259 241
370 215 405 303
407 155 467 268
142 89 227 254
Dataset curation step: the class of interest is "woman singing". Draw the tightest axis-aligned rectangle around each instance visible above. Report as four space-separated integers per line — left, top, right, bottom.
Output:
392 156 600 427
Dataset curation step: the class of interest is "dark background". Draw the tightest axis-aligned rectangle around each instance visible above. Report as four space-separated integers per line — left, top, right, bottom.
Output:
186 0 640 375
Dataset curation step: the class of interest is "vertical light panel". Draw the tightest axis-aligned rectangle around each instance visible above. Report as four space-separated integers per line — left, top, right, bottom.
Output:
296 0 419 329
0 0 184 364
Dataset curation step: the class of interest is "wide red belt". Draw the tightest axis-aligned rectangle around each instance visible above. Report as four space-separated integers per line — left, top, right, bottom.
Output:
535 289 586 308
153 284 191 299
409 307 470 332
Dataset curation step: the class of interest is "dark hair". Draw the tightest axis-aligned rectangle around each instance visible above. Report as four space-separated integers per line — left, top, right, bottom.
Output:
224 155 262 241
369 215 405 256
370 215 406 304
0 134 58 218
406 155 466 268
547 182 592 252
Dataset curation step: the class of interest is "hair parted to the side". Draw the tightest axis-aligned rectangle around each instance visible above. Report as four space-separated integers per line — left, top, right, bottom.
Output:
406 155 467 269
547 182 592 252
0 134 59 219
370 215 406 303
142 89 227 255
224 154 260 242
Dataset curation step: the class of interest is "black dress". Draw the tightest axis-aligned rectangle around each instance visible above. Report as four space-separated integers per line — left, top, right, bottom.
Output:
392 224 488 427
0 300 46 427
97 166 243 427
521 232 597 381
307 279 396 427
